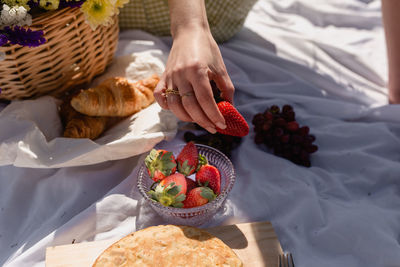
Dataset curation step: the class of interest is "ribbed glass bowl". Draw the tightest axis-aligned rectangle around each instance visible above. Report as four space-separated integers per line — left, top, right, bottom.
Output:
137 144 235 226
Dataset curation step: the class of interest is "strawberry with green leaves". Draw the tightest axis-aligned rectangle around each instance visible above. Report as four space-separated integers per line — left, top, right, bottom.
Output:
196 153 208 171
145 149 177 182
216 101 249 137
147 173 187 208
183 186 216 208
196 163 221 194
177 142 199 176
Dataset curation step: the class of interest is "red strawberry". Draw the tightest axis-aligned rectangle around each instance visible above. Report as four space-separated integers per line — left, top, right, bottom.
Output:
159 173 187 195
147 173 187 208
145 149 177 182
196 164 221 194
177 142 198 176
183 187 216 208
186 178 198 193
196 153 208 172
216 101 249 137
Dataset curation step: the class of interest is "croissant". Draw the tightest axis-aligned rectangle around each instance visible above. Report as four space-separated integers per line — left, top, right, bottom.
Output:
70 74 159 117
59 100 109 140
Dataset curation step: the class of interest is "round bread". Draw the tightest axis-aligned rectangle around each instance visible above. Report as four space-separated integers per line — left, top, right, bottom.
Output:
92 225 243 267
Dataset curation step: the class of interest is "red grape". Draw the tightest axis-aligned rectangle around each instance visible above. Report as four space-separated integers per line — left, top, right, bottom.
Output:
262 123 271 131
306 145 318 153
269 105 280 114
298 126 310 136
274 128 284 137
252 113 265 126
280 134 290 143
286 121 299 132
252 104 318 167
282 105 293 113
275 118 287 127
264 111 274 121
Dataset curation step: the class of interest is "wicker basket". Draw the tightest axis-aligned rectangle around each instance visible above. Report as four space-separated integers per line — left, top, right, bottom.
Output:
0 7 119 100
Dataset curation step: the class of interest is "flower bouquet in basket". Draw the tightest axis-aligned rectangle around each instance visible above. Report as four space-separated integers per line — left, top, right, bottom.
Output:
0 0 128 100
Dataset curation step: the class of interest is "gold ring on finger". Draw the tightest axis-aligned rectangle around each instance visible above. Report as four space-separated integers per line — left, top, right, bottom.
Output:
165 88 180 96
180 91 194 99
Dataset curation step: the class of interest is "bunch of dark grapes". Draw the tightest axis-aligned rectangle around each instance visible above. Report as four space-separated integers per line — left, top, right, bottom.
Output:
184 131 242 158
252 105 318 167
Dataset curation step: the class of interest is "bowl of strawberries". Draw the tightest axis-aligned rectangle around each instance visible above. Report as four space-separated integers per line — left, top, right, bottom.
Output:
137 141 236 226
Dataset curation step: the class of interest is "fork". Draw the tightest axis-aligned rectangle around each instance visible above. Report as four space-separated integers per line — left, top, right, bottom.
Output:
278 252 295 267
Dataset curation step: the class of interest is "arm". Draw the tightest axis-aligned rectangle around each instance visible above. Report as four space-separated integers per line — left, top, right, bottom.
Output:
382 0 400 104
154 0 235 133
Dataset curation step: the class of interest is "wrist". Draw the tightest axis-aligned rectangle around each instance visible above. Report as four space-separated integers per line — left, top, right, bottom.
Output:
168 0 211 40
389 91 400 104
171 21 210 40
388 81 400 104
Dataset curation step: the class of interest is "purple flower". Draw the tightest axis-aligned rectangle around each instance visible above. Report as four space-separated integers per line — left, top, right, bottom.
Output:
3 26 46 48
59 0 84 8
28 0 40 9
0 34 8 46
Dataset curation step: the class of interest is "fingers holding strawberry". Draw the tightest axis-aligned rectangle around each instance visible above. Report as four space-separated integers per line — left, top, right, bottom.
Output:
216 101 249 137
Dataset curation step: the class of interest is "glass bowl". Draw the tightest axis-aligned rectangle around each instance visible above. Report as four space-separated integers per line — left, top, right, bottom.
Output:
137 144 236 226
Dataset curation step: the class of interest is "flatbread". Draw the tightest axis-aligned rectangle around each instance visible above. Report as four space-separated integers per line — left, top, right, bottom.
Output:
92 225 243 267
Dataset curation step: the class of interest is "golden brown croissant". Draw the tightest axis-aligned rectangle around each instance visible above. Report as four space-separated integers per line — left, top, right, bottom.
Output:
70 74 159 117
59 100 109 140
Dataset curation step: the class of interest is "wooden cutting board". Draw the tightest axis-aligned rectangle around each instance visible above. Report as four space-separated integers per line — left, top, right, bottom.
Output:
46 221 283 267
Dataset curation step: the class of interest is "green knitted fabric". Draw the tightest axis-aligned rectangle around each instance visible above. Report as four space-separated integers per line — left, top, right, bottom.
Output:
119 0 258 43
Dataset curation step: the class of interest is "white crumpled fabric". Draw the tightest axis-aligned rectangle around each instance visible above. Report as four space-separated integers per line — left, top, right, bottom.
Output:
0 39 177 168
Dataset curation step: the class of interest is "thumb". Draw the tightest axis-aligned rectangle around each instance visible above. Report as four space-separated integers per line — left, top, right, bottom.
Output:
153 76 169 109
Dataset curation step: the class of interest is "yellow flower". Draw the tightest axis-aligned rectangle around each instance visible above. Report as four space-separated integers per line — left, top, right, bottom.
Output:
81 0 115 30
39 0 60 10
3 0 30 10
111 0 128 15
115 0 128 9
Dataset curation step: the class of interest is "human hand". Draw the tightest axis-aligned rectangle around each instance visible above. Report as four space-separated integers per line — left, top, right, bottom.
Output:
389 86 400 104
154 27 235 133
389 95 400 104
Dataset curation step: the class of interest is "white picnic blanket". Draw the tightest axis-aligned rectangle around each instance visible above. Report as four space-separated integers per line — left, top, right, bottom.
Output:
1 1 400 267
